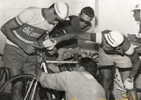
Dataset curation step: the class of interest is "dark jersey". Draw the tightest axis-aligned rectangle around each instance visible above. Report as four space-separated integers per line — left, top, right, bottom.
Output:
50 15 92 49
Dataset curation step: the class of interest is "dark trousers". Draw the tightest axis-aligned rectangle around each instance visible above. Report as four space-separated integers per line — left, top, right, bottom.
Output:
3 44 38 100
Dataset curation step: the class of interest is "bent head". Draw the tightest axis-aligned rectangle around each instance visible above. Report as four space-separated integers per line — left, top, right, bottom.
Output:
102 30 127 55
79 7 95 29
43 2 69 25
103 30 124 48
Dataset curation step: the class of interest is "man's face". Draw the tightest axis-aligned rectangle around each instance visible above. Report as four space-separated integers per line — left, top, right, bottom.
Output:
47 8 63 25
79 13 92 29
133 10 141 22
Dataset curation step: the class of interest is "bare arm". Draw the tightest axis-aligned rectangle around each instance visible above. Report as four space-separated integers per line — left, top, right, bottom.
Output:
128 49 141 79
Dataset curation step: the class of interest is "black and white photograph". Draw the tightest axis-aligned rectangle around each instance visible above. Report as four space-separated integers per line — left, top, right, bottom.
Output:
0 0 141 100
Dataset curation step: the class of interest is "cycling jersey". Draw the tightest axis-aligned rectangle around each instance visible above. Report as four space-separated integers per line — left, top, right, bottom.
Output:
7 7 55 47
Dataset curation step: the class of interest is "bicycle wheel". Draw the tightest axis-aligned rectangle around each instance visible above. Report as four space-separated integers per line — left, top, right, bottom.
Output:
0 74 36 100
0 74 34 91
0 67 11 87
0 74 54 100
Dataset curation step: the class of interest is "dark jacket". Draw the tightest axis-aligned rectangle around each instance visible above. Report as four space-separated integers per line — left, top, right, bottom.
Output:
50 16 91 49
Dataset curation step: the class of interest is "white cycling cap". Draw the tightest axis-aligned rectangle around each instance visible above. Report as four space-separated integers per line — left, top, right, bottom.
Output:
54 2 69 20
104 31 124 47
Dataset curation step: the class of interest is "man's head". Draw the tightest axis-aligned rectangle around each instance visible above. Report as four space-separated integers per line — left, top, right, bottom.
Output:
103 30 124 48
74 57 97 76
43 2 69 25
132 2 141 22
102 30 128 55
79 7 95 29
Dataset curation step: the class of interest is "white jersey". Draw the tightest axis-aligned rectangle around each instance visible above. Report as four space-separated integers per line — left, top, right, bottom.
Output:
7 7 55 47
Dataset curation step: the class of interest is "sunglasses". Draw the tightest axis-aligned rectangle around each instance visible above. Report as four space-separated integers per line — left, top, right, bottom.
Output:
80 18 91 25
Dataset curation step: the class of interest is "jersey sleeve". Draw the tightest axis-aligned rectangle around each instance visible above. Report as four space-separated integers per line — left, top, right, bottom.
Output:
15 7 36 25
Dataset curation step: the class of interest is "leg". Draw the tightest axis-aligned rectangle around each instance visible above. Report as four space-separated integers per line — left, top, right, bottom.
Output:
99 66 114 100
3 44 26 100
119 68 131 82
135 74 141 100
23 55 40 100
119 69 134 100
98 49 114 100
113 55 133 100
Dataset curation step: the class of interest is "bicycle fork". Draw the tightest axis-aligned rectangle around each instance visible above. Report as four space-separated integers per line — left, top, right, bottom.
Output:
24 61 48 100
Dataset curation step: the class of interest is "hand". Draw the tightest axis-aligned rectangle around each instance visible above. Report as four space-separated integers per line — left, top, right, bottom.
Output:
124 77 134 90
35 66 43 81
63 51 73 59
32 41 44 49
43 39 56 50
48 47 57 55
136 33 141 38
22 43 35 55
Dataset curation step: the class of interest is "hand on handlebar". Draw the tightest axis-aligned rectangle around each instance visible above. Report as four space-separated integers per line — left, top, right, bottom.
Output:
42 39 56 50
22 39 57 55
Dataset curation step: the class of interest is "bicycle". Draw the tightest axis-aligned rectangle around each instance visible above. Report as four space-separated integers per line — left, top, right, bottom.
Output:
0 48 78 100
114 67 141 100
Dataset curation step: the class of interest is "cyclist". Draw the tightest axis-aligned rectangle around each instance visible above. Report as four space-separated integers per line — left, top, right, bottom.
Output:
65 29 140 100
89 30 140 100
56 29 140 100
38 57 106 100
1 2 69 100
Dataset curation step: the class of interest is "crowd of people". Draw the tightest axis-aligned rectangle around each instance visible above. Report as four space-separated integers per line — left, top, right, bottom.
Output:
1 1 141 100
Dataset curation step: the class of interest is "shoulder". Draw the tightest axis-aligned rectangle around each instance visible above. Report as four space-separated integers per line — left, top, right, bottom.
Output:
16 7 41 24
23 7 40 12
57 71 72 77
60 71 79 77
19 7 40 16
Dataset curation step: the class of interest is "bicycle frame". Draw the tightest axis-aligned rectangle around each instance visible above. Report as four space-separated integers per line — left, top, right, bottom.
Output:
24 50 78 100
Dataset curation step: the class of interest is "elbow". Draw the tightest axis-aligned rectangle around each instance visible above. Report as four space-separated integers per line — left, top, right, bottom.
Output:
1 25 7 35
